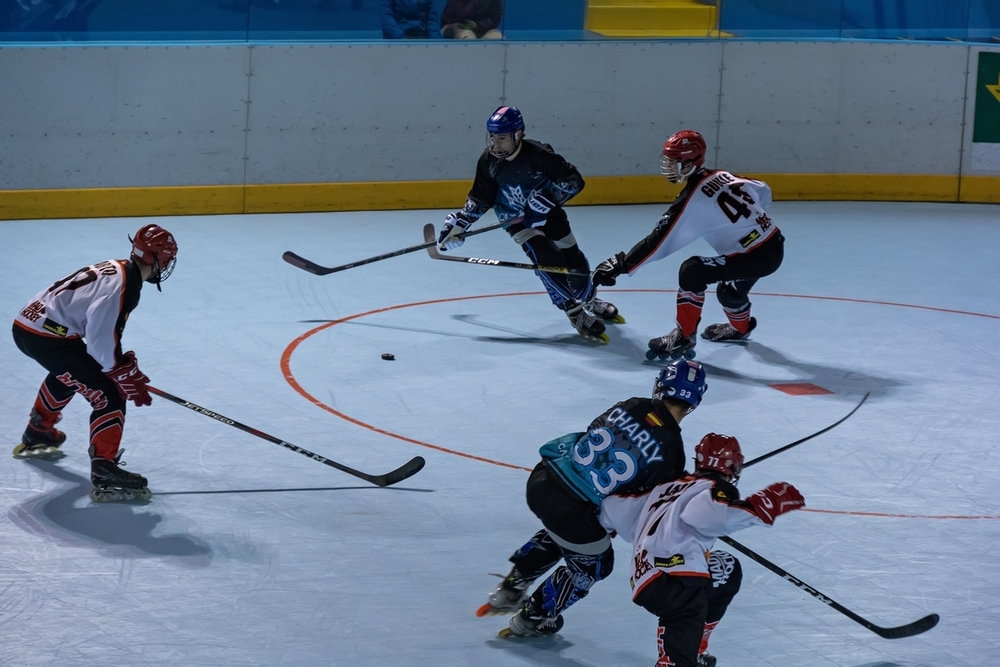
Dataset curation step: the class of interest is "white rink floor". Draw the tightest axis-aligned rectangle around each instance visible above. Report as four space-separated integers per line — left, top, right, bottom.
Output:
1 201 998 667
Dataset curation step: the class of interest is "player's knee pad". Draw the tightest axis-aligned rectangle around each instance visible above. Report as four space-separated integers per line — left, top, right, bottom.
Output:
511 530 564 581
678 256 712 293
564 547 615 585
715 281 750 311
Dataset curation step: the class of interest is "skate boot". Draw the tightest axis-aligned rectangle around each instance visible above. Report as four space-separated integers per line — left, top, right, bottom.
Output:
584 296 626 324
499 606 565 639
697 653 718 667
702 317 757 343
90 452 152 503
565 301 609 343
13 409 67 459
477 570 531 617
646 327 697 361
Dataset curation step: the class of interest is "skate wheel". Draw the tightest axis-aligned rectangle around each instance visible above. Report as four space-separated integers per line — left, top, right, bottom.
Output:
12 443 65 459
476 603 493 617
608 314 626 324
595 332 610 344
89 486 152 503
682 349 697 360
645 349 659 361
497 628 516 639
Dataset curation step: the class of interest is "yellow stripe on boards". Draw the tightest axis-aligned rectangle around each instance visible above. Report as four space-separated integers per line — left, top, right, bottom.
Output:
0 174 994 221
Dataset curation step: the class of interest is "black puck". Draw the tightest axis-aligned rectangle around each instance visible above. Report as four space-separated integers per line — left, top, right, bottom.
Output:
381 353 395 361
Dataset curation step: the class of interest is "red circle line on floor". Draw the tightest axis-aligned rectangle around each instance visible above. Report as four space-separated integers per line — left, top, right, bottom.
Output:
280 289 1000 520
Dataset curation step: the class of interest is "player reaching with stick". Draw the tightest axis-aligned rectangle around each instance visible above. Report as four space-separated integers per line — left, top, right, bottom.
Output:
12 224 178 502
591 129 784 360
479 359 706 637
600 433 805 667
437 105 621 343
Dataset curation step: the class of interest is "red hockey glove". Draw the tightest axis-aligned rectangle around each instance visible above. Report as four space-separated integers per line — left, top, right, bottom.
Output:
747 482 805 525
105 351 152 407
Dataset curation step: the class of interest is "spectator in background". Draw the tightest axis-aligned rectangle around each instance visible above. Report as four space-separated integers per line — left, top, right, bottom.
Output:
440 0 502 39
380 0 442 39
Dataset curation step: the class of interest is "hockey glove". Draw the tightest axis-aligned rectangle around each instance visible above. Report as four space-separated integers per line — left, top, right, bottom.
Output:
747 482 805 525
105 351 152 407
592 252 627 287
437 212 474 251
522 192 557 226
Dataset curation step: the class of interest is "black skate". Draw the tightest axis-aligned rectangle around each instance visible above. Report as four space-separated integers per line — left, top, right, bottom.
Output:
701 317 757 343
90 453 152 503
585 297 626 324
13 410 67 459
499 608 565 639
566 302 609 343
646 327 697 361
698 652 717 667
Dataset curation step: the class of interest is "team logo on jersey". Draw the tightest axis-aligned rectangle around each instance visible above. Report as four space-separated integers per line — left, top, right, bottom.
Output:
739 229 761 248
502 185 528 215
654 554 685 568
42 319 69 337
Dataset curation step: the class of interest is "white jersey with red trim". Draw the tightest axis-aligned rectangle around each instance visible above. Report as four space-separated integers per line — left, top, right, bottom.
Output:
14 259 141 372
624 170 777 275
599 474 763 597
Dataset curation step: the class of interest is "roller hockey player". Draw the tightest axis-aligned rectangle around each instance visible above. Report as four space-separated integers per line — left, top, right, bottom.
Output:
600 433 805 667
591 129 784 360
480 359 707 638
437 105 621 343
12 224 178 502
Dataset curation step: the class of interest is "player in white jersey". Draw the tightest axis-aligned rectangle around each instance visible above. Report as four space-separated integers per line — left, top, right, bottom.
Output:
600 433 805 667
12 224 178 502
591 129 784 360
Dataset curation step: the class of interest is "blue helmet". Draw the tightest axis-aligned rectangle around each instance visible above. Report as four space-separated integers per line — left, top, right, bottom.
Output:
487 106 525 135
652 359 707 409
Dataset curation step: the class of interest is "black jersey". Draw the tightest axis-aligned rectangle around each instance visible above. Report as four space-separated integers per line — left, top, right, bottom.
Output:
466 139 585 225
539 397 687 504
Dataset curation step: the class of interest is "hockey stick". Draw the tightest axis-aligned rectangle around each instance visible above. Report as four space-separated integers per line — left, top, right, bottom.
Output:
148 387 425 487
718 536 939 639
743 392 870 469
421 223 591 276
283 222 504 276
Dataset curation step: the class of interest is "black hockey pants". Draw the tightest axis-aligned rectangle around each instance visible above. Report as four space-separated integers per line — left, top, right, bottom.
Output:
678 231 784 312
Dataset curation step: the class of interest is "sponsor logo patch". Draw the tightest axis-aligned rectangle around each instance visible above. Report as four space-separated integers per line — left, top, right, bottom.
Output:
738 229 761 248
42 319 69 337
654 554 685 568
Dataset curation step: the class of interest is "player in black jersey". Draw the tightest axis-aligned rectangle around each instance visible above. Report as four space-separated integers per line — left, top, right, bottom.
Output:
478 359 708 638
436 105 621 342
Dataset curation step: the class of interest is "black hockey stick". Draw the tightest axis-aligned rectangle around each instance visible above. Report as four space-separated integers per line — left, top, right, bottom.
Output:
421 223 591 276
148 387 425 487
743 392 870 469
283 222 504 276
718 536 939 639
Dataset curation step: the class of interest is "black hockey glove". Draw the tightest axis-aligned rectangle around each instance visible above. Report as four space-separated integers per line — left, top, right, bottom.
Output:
592 252 627 287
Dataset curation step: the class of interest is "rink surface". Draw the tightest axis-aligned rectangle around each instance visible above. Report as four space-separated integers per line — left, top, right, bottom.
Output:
1 201 998 667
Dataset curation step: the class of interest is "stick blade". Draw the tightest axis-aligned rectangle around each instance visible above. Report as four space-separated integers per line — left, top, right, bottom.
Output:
282 251 332 275
873 613 939 639
371 456 426 487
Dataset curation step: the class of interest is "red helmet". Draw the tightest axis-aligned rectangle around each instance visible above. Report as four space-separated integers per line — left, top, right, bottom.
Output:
694 432 744 481
660 130 707 183
131 224 178 286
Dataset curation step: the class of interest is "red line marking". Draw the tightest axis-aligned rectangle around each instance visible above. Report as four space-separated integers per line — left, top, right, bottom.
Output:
281 289 999 518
